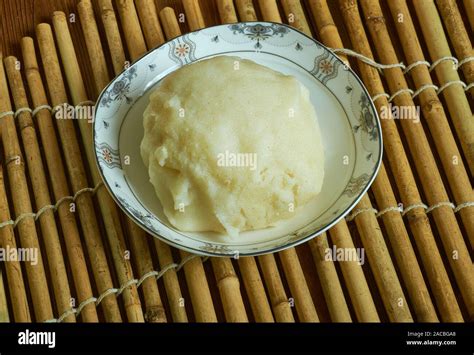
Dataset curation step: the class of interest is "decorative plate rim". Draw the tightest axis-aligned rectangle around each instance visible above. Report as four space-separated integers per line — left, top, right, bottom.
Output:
93 21 383 257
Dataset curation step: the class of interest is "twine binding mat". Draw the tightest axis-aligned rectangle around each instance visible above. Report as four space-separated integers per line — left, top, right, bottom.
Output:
0 0 473 323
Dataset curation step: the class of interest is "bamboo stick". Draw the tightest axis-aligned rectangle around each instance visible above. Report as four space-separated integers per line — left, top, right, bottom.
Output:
80 0 166 323
281 0 312 35
211 258 248 322
217 0 238 24
135 0 165 49
36 23 122 322
281 0 397 322
464 0 474 31
353 0 474 319
0 57 53 322
328 222 379 322
180 251 217 322
50 13 98 175
278 249 319 322
183 0 206 30
436 0 474 96
126 223 166 322
354 196 413 322
116 0 147 60
0 265 9 322
235 0 258 21
21 37 99 323
258 254 294 322
308 237 351 322
308 0 443 322
412 0 474 176
238 257 274 322
257 0 281 22
77 0 110 96
4 56 75 323
0 166 30 322
116 1 159 57
307 0 348 62
159 7 181 39
154 240 188 322
98 0 127 74
51 11 144 322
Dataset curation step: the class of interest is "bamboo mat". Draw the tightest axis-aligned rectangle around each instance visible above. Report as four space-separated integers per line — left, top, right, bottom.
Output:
0 0 473 323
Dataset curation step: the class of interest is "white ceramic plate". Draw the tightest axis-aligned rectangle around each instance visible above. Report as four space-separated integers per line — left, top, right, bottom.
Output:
93 22 382 256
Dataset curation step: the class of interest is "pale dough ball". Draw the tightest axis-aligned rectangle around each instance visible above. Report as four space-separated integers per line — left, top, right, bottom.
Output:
141 56 325 237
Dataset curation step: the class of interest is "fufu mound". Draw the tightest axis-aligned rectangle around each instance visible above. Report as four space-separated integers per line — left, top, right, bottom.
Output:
140 56 325 237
